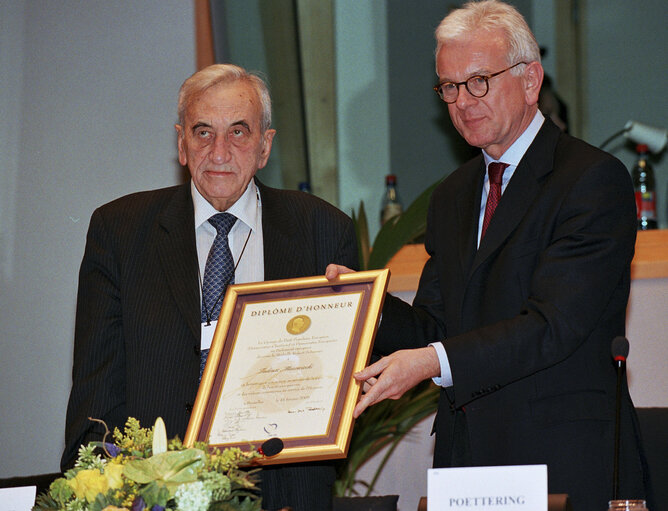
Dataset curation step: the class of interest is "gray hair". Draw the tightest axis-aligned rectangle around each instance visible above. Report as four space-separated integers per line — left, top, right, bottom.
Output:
435 0 541 74
177 64 272 131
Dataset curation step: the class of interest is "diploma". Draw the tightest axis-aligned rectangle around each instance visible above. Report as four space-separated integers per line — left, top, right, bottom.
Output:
184 270 388 464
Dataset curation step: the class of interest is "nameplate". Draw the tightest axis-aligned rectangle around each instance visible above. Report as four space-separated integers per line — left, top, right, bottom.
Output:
0 486 36 511
428 465 547 510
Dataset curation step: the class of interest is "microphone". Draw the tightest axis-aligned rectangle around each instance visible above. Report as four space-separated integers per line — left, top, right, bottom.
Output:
239 437 284 466
612 336 629 366
258 437 284 458
611 336 630 501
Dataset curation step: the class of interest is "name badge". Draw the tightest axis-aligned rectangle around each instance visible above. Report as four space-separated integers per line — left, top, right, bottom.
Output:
428 465 547 511
201 320 218 351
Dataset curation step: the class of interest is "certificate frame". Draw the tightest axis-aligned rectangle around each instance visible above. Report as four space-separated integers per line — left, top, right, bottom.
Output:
184 269 389 464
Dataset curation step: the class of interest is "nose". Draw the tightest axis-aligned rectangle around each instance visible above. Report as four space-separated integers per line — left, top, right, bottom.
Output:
454 83 477 108
210 134 231 164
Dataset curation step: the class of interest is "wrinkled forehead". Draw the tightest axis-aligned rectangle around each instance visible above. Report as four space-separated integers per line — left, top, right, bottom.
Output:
183 81 262 126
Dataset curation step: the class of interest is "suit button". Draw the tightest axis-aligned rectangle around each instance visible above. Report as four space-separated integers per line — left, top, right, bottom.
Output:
185 403 193 414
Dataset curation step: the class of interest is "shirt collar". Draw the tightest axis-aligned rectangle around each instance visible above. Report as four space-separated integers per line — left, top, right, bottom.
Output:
191 179 261 233
483 109 545 168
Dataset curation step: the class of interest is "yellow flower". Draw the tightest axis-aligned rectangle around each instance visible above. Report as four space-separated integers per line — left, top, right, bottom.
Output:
69 468 109 502
102 507 129 511
104 462 125 490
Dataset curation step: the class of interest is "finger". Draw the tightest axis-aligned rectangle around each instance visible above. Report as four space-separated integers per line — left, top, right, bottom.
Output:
354 391 374 418
354 375 392 418
325 263 354 280
361 377 377 394
354 358 387 381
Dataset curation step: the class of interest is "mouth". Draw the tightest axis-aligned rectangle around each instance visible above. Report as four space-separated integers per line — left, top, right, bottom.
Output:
459 116 487 130
460 113 485 123
204 168 235 177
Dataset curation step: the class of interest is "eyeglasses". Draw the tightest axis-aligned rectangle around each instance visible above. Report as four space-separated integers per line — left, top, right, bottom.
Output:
433 62 527 103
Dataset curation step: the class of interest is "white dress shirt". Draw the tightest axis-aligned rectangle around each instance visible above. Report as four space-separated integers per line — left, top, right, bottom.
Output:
192 179 264 349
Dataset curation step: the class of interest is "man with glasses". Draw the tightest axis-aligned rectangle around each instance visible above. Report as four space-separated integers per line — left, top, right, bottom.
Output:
328 1 647 508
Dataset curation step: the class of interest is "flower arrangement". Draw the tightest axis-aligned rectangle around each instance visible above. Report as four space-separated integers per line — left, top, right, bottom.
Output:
34 417 263 511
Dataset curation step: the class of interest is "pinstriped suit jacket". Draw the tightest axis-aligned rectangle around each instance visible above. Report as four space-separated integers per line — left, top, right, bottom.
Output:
62 178 357 510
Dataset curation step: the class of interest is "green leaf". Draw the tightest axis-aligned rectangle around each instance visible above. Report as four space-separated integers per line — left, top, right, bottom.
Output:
138 481 171 508
353 202 371 270
211 496 262 511
336 380 439 496
367 179 440 270
338 178 443 496
33 492 61 511
123 448 206 495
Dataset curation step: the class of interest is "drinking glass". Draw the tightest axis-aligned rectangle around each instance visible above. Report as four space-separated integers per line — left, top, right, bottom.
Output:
608 500 648 510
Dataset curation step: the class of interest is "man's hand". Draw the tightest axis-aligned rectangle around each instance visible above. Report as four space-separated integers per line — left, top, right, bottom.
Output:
353 346 441 418
325 263 354 280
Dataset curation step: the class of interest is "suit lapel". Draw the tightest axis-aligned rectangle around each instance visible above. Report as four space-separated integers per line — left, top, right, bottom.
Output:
470 119 561 274
455 157 486 277
156 184 201 342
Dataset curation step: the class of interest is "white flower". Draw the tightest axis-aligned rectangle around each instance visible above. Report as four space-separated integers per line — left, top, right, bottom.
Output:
174 480 213 511
152 416 168 454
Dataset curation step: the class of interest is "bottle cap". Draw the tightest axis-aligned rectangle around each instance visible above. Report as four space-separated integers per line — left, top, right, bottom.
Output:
636 144 649 154
385 174 397 185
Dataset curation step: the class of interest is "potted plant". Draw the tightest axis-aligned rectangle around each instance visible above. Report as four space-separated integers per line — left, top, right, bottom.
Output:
333 180 441 509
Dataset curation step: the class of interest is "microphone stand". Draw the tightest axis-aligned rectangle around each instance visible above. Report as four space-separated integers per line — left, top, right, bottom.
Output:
611 336 629 502
613 355 624 501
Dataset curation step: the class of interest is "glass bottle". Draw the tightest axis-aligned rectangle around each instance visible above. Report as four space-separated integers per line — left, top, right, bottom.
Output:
381 174 403 225
632 144 657 230
298 181 311 193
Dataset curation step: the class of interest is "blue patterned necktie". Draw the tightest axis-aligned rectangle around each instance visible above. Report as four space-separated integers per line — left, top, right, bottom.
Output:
200 212 237 380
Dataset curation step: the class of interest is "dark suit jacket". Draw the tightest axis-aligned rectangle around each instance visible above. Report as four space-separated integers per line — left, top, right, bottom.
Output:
376 119 647 509
62 179 358 511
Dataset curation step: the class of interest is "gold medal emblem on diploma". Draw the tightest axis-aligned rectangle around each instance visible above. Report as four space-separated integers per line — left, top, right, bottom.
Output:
286 314 311 335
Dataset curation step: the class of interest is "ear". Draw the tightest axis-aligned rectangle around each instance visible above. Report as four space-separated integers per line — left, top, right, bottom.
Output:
523 61 544 106
257 129 276 169
175 124 187 166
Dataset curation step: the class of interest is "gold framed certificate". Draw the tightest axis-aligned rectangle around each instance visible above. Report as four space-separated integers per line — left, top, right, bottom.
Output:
184 269 389 464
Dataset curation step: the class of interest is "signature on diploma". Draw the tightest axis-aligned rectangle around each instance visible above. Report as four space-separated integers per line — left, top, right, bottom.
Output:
287 406 326 414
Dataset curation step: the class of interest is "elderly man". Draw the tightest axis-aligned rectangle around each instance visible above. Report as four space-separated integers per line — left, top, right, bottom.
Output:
328 1 647 508
63 64 357 511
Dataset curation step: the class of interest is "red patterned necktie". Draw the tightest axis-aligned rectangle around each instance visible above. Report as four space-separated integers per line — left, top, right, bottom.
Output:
481 162 509 239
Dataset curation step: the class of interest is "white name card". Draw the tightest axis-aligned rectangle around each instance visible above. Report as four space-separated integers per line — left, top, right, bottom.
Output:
428 465 547 511
0 486 37 511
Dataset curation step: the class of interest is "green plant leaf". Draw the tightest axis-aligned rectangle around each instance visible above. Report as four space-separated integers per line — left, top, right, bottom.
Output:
353 202 371 271
335 380 439 496
367 179 441 270
338 177 443 497
123 448 205 495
